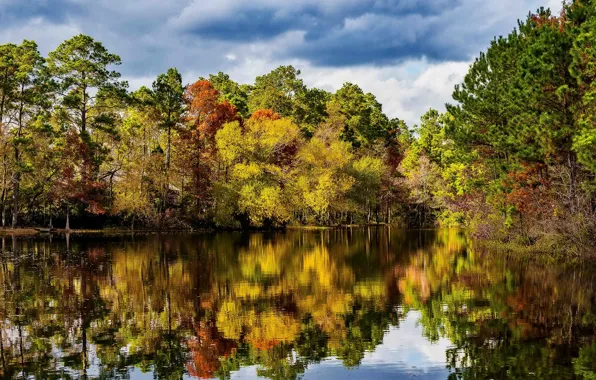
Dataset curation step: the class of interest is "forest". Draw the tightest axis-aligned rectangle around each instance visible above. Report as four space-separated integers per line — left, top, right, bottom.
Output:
0 0 595 254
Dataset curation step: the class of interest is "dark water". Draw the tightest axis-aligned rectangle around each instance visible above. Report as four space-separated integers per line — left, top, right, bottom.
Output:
0 229 595 379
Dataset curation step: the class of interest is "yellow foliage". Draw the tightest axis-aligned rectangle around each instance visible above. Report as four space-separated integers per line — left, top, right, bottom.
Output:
216 121 244 166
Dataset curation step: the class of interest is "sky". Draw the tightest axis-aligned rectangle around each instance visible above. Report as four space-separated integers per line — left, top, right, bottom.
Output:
0 0 563 126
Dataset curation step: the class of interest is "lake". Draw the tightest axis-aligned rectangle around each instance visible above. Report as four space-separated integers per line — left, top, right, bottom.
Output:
0 229 595 379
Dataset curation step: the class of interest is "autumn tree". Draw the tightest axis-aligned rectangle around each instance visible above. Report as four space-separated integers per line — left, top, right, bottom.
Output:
111 103 162 229
215 115 301 227
293 121 354 225
48 34 127 227
181 79 239 216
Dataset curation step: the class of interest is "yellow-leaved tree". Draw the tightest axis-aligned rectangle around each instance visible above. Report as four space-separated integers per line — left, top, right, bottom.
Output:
214 112 301 227
293 124 355 225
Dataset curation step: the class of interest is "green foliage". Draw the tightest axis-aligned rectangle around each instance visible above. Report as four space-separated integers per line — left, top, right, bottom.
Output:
437 1 596 250
151 68 184 170
331 82 389 147
48 34 127 136
247 66 329 135
247 65 305 117
209 72 250 118
152 68 184 130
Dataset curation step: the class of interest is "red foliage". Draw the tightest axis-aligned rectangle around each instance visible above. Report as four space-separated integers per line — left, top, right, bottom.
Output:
184 80 240 142
249 109 280 122
51 129 106 214
530 11 566 32
186 322 237 379
181 80 241 210
502 164 553 217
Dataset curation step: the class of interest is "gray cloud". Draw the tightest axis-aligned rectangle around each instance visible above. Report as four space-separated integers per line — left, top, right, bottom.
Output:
0 0 555 71
0 0 561 123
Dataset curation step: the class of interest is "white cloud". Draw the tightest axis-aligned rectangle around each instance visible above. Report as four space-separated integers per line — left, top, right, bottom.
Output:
299 61 470 127
361 311 453 366
218 56 470 127
0 0 565 127
0 17 80 55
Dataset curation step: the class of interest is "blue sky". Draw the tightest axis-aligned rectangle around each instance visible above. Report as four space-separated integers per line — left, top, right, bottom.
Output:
0 0 562 126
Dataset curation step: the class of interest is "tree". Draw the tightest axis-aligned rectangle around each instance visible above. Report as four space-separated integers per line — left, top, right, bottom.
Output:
182 79 239 215
293 123 354 225
111 106 161 229
48 34 127 227
7 41 48 228
349 156 384 223
570 1 596 173
292 87 330 136
0 43 20 227
248 66 305 117
208 72 250 118
331 83 389 147
152 68 184 170
214 115 301 227
442 2 596 248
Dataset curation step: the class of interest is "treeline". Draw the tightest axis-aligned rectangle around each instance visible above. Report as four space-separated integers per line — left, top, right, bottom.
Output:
1 0 596 254
0 36 409 230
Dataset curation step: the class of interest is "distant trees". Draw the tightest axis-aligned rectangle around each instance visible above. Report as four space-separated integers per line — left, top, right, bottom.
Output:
0 34 413 230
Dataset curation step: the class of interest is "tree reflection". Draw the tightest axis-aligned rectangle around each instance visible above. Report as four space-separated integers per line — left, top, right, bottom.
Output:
0 230 594 379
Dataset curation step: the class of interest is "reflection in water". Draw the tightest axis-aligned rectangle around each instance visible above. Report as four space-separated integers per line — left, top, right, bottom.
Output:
0 229 595 379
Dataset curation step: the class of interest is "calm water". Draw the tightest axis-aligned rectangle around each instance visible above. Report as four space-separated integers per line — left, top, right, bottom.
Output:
0 229 595 379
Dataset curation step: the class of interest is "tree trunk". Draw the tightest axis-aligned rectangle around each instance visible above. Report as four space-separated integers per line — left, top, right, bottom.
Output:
0 196 4 228
0 150 7 228
166 125 171 169
65 206 70 232
12 86 25 229
11 177 18 229
568 151 578 212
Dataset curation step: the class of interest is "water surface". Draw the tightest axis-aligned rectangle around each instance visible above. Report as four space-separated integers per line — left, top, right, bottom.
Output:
0 229 595 379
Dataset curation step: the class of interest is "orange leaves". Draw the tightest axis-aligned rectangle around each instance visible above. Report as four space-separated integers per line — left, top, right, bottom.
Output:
530 12 566 32
184 79 240 141
184 80 219 117
181 79 241 208
502 164 552 217
186 322 236 379
249 109 280 122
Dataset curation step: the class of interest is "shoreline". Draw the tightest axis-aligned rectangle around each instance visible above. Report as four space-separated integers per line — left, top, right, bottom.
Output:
0 223 407 236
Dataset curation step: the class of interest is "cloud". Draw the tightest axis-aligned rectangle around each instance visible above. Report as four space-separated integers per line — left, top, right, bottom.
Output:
171 0 555 65
0 17 80 54
169 0 468 64
0 0 563 124
0 0 85 26
222 57 469 127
